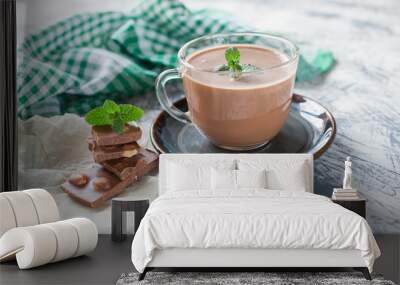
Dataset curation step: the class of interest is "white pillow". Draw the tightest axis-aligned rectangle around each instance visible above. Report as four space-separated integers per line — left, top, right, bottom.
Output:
211 169 267 191
167 162 211 191
237 159 309 192
211 168 236 190
267 167 307 191
236 169 267 189
166 159 236 192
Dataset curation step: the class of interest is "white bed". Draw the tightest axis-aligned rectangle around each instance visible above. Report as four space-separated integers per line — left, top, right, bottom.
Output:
131 154 380 280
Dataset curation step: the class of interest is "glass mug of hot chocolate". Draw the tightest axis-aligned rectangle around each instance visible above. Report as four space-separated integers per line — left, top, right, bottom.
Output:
156 32 299 150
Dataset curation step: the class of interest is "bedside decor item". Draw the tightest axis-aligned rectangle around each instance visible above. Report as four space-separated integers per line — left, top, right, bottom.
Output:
332 188 360 200
156 32 299 150
343 156 353 189
111 198 149 242
151 94 336 157
61 100 159 208
332 157 359 200
0 189 98 269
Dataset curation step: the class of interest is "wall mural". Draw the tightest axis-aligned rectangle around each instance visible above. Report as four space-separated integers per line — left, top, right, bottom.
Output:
16 0 399 234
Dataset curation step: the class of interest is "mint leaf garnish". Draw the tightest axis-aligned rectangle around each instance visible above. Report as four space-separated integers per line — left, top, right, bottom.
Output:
103 99 120 114
120 104 144 122
84 100 144 134
225 47 242 79
218 47 261 79
85 107 113 126
225 47 240 66
112 115 124 134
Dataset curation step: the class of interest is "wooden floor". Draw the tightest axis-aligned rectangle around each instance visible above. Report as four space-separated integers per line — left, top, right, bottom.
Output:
0 235 398 285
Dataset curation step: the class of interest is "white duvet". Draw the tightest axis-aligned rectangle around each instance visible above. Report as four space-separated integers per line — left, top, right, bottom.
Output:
131 190 380 272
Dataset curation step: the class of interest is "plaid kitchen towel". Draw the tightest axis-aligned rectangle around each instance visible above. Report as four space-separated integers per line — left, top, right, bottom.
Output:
17 0 334 119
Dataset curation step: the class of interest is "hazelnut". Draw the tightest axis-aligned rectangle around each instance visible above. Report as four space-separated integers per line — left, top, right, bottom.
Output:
92 177 112 192
68 173 89 187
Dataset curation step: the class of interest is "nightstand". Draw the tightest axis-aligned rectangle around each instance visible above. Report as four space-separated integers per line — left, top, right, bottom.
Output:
111 198 149 242
332 198 366 218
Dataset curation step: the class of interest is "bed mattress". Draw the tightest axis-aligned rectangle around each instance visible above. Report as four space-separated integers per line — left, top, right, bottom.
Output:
131 190 380 272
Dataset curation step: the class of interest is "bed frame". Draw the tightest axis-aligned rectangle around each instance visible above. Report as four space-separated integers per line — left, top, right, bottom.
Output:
140 248 371 280
138 154 372 281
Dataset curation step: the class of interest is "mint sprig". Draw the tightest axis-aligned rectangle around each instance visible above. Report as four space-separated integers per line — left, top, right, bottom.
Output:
225 47 242 78
215 47 261 79
85 100 144 134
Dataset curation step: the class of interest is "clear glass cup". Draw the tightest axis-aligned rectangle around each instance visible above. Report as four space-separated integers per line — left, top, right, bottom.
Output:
156 32 299 150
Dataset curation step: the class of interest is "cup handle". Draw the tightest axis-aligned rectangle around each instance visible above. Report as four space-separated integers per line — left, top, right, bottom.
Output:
155 69 191 124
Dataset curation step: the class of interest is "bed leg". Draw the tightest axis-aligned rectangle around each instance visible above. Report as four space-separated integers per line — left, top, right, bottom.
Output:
138 268 147 281
354 267 371 280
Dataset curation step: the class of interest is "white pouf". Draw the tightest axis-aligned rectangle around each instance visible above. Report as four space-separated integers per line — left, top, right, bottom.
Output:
1 191 40 227
0 189 59 233
0 189 98 269
24 188 60 223
0 218 98 269
0 196 17 237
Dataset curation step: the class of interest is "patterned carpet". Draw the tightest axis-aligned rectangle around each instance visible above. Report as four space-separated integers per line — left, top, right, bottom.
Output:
117 272 396 285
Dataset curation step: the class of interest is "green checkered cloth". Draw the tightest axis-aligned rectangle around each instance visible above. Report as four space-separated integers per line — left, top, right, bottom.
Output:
17 0 334 119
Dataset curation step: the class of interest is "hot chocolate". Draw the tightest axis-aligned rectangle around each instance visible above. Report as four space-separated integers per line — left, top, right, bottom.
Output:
182 44 296 148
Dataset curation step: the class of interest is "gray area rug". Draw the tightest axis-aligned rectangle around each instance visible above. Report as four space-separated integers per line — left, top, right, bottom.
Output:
116 272 396 285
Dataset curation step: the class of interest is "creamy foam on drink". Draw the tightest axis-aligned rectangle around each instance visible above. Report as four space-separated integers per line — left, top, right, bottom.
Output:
182 44 296 148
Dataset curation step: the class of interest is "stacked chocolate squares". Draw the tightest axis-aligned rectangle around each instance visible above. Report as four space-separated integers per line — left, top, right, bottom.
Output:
61 125 158 208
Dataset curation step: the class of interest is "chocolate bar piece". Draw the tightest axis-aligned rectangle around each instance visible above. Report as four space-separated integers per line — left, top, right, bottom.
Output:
92 125 141 146
101 148 159 180
61 165 135 208
87 138 140 163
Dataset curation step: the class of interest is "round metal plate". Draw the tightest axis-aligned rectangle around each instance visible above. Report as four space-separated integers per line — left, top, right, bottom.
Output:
151 94 336 159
